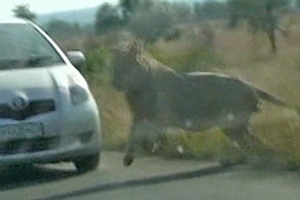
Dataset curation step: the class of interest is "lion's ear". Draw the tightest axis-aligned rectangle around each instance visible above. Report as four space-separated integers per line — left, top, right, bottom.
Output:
129 41 142 56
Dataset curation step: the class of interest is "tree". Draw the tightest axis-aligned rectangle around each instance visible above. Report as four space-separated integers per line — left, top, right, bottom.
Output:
95 3 124 35
228 0 290 53
94 0 176 43
194 1 228 21
127 3 174 44
119 0 141 13
170 2 193 23
12 4 36 21
119 0 155 21
297 0 300 8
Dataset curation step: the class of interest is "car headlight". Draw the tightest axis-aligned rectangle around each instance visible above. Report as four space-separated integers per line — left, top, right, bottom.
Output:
68 77 89 105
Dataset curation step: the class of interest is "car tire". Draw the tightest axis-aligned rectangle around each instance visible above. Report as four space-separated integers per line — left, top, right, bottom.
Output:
74 152 100 173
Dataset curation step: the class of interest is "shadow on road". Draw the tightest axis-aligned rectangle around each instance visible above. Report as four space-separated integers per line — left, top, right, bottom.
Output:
34 165 232 200
0 164 78 191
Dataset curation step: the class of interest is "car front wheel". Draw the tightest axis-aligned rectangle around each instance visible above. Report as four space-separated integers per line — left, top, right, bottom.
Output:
73 153 100 173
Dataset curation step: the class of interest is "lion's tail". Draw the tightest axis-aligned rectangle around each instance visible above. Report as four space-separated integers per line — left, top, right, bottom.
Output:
254 87 289 107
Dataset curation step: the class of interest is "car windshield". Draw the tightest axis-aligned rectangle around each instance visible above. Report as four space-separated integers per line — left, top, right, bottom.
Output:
0 23 64 69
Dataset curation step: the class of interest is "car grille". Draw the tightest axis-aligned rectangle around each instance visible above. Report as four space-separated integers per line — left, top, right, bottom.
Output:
0 137 60 155
0 99 55 120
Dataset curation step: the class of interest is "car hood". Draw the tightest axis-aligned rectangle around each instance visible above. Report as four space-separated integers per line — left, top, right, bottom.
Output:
0 65 78 103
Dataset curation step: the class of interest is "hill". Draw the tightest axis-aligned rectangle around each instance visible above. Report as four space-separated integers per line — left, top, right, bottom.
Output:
37 7 98 25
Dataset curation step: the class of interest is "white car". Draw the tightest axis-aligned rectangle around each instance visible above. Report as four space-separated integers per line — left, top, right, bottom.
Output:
0 18 102 172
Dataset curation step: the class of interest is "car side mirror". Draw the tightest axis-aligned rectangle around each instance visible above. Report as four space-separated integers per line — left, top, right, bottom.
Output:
67 51 86 70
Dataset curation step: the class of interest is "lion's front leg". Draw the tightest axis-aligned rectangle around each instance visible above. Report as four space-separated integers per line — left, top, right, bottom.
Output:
124 120 149 166
123 125 138 166
123 119 162 166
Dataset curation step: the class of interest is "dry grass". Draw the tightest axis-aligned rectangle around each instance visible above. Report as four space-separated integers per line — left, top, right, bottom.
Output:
90 84 131 150
88 14 300 167
252 108 300 167
167 15 300 165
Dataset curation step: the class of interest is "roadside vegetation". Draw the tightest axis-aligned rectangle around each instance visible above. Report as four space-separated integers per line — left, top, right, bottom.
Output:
13 1 300 168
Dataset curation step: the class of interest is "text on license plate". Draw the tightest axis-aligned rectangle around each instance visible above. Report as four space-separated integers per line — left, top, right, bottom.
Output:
0 123 43 141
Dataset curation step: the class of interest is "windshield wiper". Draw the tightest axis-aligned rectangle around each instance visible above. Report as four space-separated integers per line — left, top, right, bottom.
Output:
26 55 54 67
0 59 24 70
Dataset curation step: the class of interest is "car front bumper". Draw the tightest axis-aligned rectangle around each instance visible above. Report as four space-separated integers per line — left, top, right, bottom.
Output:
0 98 102 165
0 139 100 165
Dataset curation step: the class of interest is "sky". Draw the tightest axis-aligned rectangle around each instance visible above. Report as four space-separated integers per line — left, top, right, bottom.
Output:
0 0 210 19
0 0 118 19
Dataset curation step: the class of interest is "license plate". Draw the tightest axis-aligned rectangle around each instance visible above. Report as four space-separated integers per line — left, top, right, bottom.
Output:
0 123 43 141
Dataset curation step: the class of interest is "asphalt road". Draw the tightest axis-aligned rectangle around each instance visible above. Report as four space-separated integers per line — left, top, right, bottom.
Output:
0 151 300 200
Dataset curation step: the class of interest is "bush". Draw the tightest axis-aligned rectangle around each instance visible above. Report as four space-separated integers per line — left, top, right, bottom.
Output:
79 36 113 85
